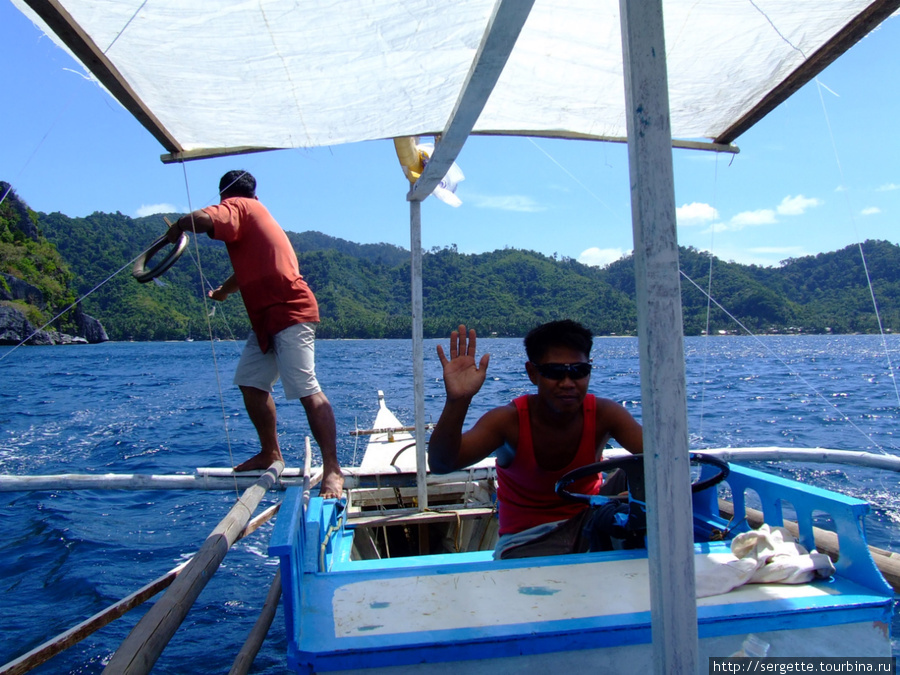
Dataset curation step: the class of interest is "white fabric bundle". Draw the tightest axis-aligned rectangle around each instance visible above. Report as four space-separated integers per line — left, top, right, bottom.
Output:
695 525 836 598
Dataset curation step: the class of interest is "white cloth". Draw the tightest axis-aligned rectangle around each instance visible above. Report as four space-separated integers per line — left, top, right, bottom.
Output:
695 525 836 598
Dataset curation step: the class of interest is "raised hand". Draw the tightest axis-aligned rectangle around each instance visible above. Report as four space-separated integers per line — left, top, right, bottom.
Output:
436 325 490 401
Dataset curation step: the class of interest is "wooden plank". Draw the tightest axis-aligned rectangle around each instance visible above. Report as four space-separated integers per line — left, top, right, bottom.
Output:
0 466 493 492
348 506 496 528
408 0 535 202
22 0 181 153
0 473 285 492
0 562 187 675
715 0 900 144
350 425 430 437
619 1 698 673
474 129 739 154
102 462 284 674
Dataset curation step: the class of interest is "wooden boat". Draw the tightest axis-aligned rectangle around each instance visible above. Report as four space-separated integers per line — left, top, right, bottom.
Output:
268 393 893 673
5 1 900 673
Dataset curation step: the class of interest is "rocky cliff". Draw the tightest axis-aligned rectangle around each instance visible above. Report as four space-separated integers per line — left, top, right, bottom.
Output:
0 184 108 345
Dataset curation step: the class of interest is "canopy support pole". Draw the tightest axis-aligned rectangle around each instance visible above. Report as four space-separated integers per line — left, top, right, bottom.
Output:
404 0 534 510
409 0 534 201
619 1 698 673
410 200 428 511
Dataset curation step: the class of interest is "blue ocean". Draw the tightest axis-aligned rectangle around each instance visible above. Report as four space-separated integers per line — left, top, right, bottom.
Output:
1 335 899 672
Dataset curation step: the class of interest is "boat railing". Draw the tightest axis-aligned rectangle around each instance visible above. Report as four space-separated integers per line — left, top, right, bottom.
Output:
693 463 892 595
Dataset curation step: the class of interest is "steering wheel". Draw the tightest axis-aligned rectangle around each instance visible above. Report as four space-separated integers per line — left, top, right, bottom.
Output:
132 232 189 283
555 452 729 507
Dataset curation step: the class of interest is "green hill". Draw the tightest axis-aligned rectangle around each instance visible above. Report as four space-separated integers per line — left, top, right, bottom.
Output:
3 182 899 341
0 182 79 334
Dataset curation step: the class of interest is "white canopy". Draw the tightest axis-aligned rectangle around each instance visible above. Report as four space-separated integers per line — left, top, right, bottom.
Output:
11 2 899 673
12 0 898 161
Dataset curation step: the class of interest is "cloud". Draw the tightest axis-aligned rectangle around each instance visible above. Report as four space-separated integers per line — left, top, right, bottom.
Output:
467 194 545 213
861 206 881 216
730 209 777 227
776 195 822 216
877 183 900 192
135 203 179 218
578 247 627 267
676 202 719 225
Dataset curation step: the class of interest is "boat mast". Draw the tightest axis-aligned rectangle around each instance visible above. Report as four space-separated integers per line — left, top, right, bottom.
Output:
406 0 535 512
620 1 698 672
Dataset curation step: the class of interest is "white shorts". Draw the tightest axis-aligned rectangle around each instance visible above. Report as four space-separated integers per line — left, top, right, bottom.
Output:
233 323 322 399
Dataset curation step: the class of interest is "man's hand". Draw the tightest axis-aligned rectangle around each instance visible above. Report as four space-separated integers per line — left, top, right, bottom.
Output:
208 274 238 302
436 325 490 401
165 218 183 244
208 286 230 302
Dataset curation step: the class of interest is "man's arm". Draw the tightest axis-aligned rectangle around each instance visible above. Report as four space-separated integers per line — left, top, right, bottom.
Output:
428 325 504 474
429 402 511 474
209 274 239 302
167 210 214 243
597 398 644 456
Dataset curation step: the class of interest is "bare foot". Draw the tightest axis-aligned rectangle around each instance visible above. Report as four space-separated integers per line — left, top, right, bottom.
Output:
233 451 283 472
319 467 344 499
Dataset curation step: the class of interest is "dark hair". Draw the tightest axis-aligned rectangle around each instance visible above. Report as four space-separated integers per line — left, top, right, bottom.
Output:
524 320 593 363
219 170 256 199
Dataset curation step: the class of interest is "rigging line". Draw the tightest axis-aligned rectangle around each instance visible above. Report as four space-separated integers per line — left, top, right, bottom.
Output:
526 138 619 218
813 78 900 411
0 247 148 363
697 154 722 443
813 77 900 543
2 1 148 211
103 0 148 54
179 162 240 497
179 243 241 344
680 270 890 454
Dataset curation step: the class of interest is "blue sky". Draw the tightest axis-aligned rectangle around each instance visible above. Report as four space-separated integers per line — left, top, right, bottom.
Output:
3 2 899 269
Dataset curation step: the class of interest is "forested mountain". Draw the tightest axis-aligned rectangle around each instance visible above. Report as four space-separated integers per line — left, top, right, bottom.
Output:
0 183 81 338
3 184 899 341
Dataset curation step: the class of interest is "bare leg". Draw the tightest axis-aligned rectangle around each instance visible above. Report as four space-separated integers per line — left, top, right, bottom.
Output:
300 391 343 498
234 385 284 471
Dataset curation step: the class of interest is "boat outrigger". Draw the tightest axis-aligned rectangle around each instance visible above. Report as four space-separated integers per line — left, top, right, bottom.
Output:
4 0 900 673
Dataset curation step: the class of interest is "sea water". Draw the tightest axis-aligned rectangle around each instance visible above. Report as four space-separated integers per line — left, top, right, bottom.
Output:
1 335 899 673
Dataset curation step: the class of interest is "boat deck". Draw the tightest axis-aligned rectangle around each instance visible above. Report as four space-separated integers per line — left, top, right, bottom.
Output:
270 459 895 673
280 543 890 672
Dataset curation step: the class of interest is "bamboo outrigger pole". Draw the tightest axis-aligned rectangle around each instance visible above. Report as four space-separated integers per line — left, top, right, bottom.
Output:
102 461 284 674
229 438 312 674
0 503 281 675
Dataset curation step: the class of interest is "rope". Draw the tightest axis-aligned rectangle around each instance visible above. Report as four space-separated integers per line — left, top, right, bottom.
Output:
178 162 240 496
0 249 147 363
813 79 900 412
812 77 900 554
681 270 890 455
696 154 722 444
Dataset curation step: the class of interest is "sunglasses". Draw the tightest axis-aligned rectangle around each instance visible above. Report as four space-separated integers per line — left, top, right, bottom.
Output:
534 362 592 381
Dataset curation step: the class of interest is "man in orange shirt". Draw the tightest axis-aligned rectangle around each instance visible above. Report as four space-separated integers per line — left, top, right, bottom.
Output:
169 170 342 498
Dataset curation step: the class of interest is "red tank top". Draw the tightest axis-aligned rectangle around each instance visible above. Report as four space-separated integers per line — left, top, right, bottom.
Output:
496 394 602 535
